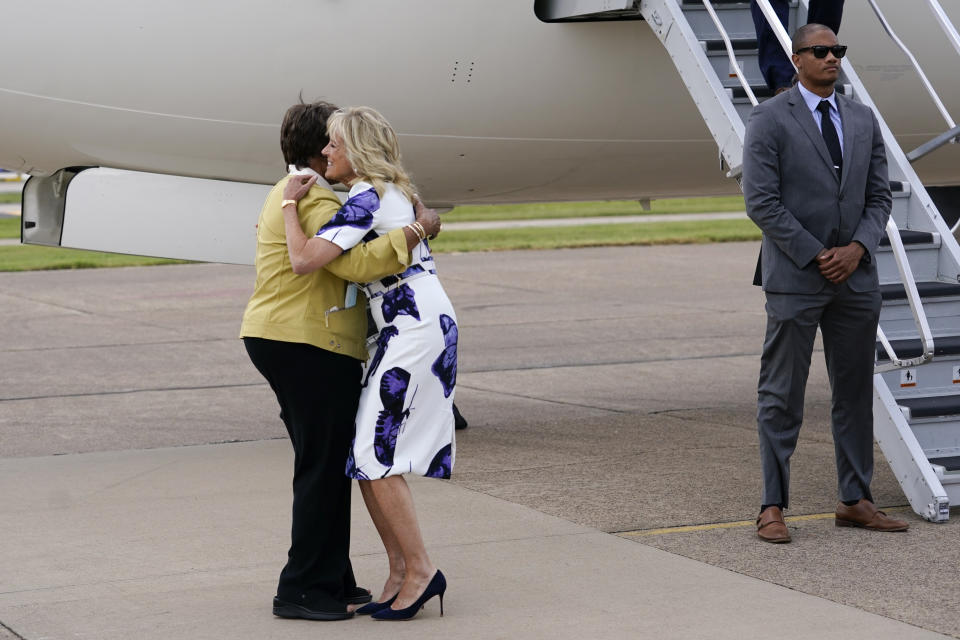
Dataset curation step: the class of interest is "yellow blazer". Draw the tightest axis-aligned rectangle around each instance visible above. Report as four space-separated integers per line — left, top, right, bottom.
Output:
240 176 410 360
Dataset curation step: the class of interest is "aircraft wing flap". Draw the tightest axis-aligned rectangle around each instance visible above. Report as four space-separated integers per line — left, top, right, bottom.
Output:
22 168 271 265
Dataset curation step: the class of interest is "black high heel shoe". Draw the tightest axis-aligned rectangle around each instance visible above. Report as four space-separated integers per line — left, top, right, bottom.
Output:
354 593 397 616
370 570 446 621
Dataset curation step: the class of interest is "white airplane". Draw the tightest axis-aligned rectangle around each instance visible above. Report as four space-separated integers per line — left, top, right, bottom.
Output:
1 1 958 263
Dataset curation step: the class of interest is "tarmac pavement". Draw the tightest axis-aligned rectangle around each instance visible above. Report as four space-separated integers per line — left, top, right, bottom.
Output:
440 210 747 230
1 244 958 639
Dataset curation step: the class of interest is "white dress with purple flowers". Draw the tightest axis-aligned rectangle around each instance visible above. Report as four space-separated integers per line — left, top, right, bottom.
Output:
316 180 456 480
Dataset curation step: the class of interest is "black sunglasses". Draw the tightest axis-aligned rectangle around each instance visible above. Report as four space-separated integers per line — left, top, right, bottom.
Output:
794 45 847 59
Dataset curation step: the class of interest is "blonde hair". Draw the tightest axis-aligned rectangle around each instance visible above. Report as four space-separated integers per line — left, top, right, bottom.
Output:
326 106 416 202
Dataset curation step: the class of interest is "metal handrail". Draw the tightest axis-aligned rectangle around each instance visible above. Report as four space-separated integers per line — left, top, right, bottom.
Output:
701 0 757 106
927 0 960 60
875 218 935 373
866 0 956 131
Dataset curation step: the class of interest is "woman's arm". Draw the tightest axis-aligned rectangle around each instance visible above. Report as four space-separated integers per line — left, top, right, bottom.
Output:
281 175 343 275
326 202 442 282
283 174 442 276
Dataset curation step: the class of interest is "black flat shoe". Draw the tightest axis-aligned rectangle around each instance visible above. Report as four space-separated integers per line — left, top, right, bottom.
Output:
272 597 354 621
344 586 373 605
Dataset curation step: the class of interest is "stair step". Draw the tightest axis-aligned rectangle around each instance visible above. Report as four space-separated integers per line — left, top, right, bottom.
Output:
877 335 960 361
880 282 960 302
890 180 911 195
682 0 752 6
732 83 850 104
703 38 758 51
930 456 960 472
899 395 960 419
878 230 937 247
732 85 775 99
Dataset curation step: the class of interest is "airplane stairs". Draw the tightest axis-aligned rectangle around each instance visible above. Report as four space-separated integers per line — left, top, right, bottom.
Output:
536 0 960 520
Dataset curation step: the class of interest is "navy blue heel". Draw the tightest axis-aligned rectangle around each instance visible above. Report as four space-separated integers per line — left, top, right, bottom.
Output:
371 570 446 621
355 593 397 616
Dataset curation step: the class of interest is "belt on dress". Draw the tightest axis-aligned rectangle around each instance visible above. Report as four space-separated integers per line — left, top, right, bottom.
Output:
362 263 437 300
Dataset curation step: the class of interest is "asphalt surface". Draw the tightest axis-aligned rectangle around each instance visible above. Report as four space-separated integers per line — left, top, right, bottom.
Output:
441 211 747 230
1 244 958 639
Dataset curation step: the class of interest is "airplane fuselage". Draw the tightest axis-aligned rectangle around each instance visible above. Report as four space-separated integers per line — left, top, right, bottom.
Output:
1 1 958 206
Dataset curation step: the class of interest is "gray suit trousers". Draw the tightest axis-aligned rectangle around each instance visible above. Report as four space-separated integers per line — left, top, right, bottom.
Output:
757 283 880 509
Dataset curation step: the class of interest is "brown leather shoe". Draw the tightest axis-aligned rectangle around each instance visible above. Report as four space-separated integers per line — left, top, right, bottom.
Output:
835 499 909 531
756 506 791 543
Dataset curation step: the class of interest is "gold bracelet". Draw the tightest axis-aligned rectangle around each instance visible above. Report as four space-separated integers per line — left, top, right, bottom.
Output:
412 221 427 240
408 223 425 240
281 199 298 209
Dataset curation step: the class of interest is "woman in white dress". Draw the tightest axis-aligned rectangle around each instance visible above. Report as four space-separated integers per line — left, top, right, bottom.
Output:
280 106 454 621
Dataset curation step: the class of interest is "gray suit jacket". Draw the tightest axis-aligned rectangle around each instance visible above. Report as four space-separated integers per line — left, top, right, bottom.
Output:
743 85 892 294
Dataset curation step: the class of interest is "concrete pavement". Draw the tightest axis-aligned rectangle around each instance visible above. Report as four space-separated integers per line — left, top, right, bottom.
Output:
0 441 945 640
440 211 747 230
1 245 958 639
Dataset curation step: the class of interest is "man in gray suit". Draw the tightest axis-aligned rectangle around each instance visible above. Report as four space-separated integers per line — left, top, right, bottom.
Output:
743 23 908 543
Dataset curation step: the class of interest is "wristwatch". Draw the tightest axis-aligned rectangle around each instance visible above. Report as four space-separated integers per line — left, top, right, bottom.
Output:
281 199 298 208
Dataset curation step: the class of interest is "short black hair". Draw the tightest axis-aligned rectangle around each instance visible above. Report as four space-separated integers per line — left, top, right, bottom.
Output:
280 100 339 168
792 23 834 53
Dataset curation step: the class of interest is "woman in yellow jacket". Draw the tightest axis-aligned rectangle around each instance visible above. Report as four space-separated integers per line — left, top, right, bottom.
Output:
240 101 439 622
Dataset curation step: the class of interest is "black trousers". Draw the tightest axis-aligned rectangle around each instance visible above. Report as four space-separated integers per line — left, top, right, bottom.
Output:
751 0 845 91
244 337 361 610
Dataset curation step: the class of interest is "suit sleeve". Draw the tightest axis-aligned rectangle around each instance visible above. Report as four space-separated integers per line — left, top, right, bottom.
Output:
324 228 411 283
850 109 892 261
743 103 825 269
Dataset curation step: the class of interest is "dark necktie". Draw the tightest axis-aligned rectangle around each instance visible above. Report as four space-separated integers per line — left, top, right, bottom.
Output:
817 100 842 179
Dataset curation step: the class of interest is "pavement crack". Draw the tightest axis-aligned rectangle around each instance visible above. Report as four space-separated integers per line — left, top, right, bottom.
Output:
460 350 760 374
92 461 178 496
0 382 267 403
0 621 26 640
0 292 95 316
441 275 542 294
454 444 754 476
0 336 233 354
456 383 630 414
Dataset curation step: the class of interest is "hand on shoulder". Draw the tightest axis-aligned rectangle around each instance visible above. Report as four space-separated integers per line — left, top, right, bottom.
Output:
283 174 317 203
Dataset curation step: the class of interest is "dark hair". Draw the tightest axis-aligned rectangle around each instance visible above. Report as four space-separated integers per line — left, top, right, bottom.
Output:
792 23 834 53
280 99 339 169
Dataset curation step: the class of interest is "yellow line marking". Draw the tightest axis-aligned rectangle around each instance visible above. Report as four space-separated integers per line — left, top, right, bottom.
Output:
619 506 911 538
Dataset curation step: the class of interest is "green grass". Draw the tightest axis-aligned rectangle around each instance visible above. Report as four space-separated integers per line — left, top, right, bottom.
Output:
0 245 188 272
0 195 757 271
0 219 760 271
429 218 761 253
0 195 744 241
0 217 19 239
0 192 21 204
444 196 745 222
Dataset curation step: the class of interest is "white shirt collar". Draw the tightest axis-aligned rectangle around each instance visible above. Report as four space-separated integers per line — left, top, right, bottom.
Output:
797 82 837 115
287 164 333 191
